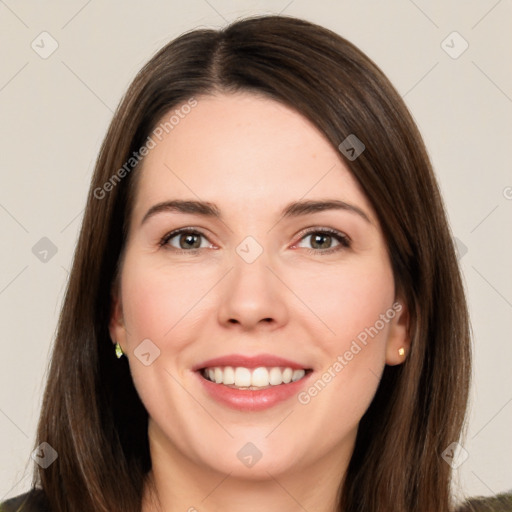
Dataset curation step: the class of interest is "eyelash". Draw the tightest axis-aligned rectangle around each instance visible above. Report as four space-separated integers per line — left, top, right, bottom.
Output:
159 227 351 256
296 227 351 255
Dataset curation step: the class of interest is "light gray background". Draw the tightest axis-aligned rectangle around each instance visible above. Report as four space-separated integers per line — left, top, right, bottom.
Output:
1 0 511 504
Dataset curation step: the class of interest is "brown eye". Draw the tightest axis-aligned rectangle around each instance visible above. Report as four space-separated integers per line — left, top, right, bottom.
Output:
177 233 202 249
296 228 351 253
309 233 334 249
160 229 211 251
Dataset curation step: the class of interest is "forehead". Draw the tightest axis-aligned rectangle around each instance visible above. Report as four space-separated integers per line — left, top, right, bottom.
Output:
131 92 375 223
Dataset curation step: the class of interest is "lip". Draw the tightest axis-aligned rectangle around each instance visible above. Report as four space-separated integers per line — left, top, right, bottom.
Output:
192 353 313 411
192 353 311 371
194 369 313 411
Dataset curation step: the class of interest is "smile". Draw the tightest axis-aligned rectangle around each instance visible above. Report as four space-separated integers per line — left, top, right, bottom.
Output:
200 366 311 389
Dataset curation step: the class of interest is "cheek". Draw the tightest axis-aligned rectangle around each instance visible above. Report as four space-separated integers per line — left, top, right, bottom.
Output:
292 256 395 427
292 256 395 350
121 258 213 343
118 259 206 424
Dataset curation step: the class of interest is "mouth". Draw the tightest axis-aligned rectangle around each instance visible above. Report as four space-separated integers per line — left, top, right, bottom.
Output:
198 365 313 390
192 353 314 410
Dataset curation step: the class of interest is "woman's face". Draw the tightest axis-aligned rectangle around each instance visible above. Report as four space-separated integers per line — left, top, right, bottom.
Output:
110 92 409 480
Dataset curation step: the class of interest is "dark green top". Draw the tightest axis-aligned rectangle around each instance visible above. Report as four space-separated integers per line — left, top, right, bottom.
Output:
1 488 512 511
457 492 512 511
0 489 49 512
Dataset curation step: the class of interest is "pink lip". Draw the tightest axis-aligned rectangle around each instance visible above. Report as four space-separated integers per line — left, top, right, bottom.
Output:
192 353 310 371
194 370 313 411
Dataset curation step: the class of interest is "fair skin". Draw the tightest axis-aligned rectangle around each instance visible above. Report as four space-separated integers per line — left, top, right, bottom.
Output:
110 92 410 512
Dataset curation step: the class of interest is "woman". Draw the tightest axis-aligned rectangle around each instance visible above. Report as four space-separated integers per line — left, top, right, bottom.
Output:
0 13 486 512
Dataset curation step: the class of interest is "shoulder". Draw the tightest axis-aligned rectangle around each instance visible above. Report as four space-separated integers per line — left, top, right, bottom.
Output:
0 489 51 512
456 491 512 511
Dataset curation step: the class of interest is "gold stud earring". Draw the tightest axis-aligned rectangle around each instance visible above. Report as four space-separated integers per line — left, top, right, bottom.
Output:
398 347 405 357
115 342 125 359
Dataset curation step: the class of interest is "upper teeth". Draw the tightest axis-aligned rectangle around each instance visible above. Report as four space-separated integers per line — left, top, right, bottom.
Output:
202 366 307 388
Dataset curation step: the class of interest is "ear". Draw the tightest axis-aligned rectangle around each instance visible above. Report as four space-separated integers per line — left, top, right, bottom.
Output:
385 299 411 366
109 285 128 353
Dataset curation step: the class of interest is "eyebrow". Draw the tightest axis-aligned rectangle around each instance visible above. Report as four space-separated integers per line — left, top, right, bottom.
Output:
140 199 371 226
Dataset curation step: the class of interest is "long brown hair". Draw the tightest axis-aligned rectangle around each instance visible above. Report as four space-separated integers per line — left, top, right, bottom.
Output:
28 14 471 512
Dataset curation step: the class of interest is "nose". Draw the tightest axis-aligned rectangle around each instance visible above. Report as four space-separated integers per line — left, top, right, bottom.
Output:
217 246 289 331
